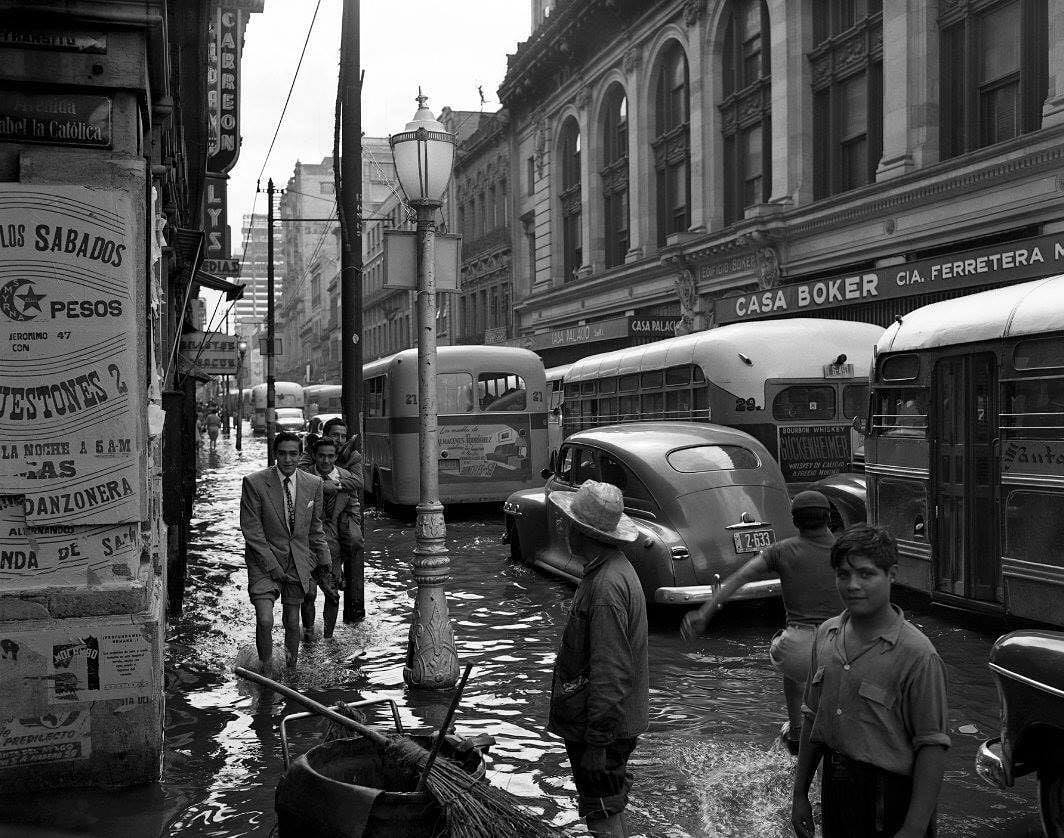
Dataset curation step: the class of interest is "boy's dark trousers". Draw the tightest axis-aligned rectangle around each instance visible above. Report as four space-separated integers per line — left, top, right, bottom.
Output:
821 750 936 838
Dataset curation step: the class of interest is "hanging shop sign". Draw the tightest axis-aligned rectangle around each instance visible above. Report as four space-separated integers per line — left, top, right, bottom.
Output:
0 89 111 149
383 231 461 291
179 331 240 377
0 186 143 526
717 232 1064 325
207 7 245 173
0 29 107 53
203 174 230 262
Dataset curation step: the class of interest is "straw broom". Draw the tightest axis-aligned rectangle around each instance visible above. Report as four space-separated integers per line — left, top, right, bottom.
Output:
236 666 563 838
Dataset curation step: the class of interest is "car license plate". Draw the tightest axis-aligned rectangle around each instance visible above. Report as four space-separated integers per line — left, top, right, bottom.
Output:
733 529 774 554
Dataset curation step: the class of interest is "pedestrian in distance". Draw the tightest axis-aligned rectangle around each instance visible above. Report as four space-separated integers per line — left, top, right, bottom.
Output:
791 525 950 838
300 436 363 639
239 432 334 670
681 490 840 755
548 480 649 838
205 408 221 450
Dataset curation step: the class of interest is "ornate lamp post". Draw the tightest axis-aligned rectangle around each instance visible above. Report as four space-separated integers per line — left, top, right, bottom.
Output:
390 91 459 690
236 339 247 451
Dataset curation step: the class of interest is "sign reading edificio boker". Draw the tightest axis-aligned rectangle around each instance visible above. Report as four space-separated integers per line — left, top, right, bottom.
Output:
0 186 142 525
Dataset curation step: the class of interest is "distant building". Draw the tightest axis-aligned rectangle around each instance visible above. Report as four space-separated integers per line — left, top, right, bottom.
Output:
234 209 285 332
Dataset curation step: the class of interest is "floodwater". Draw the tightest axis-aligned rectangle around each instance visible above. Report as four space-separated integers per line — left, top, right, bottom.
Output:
0 432 1044 837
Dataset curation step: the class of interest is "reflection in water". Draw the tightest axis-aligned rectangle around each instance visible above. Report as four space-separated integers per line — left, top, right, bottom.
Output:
0 432 1043 837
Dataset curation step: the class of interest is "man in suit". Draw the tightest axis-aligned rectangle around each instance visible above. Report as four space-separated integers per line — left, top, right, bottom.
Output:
300 435 363 638
240 431 333 668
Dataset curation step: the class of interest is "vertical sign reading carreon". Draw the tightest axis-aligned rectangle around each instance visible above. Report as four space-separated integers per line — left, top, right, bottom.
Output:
0 186 142 525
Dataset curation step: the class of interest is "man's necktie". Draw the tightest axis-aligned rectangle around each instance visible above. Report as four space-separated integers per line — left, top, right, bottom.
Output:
283 476 294 533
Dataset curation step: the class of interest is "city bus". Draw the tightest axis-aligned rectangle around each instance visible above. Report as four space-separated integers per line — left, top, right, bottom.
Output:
362 346 548 505
561 318 884 490
545 363 572 470
303 384 342 418
864 276 1064 625
250 381 305 435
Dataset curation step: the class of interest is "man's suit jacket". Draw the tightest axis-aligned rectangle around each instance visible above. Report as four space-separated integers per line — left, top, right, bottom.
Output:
240 466 331 595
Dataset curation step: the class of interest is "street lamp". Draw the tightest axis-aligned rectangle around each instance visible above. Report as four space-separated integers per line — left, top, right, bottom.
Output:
236 339 248 451
390 91 459 690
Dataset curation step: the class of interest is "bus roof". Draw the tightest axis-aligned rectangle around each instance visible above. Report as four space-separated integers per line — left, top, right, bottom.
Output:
364 345 546 379
546 363 573 382
564 319 884 390
880 275 1064 353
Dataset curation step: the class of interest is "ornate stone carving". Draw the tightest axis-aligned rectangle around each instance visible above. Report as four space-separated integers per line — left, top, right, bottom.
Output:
623 46 641 74
755 246 781 290
683 0 706 26
575 85 592 112
663 254 704 335
534 115 548 177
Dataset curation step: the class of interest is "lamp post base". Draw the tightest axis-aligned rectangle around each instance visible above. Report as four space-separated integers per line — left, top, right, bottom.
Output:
403 502 460 689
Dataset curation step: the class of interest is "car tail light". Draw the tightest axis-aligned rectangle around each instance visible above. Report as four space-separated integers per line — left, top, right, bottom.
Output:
670 545 690 560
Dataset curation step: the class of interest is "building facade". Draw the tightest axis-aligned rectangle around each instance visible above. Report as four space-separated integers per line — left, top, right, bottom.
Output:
234 209 286 331
499 0 1064 366
452 111 515 346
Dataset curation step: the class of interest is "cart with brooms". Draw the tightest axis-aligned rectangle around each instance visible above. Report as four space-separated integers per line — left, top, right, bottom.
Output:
236 665 563 838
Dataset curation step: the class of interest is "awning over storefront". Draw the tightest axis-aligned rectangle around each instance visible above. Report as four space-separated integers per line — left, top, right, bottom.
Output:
195 270 244 301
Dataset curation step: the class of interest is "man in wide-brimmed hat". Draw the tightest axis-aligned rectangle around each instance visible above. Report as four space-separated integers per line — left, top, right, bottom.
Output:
547 480 649 838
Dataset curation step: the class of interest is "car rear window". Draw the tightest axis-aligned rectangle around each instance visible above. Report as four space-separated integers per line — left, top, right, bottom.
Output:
667 445 760 472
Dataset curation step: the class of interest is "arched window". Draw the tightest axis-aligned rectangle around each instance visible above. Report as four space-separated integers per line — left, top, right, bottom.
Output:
810 0 883 198
653 43 690 247
720 0 771 224
940 0 1047 159
601 84 630 268
559 117 582 282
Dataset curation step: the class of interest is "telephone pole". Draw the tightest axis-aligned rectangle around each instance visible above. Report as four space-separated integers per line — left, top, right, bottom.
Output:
266 178 277 466
338 0 365 621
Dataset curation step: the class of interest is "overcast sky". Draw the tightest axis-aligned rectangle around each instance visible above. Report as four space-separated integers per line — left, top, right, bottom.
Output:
228 0 530 252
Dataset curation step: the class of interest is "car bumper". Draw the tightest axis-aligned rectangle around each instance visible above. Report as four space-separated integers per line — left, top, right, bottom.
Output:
654 577 781 605
976 737 1011 788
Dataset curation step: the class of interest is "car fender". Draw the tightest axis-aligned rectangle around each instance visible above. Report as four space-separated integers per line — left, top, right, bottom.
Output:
503 487 551 563
809 472 867 530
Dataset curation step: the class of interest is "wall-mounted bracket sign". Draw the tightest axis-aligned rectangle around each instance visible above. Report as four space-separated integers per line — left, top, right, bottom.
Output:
0 29 107 53
0 89 111 149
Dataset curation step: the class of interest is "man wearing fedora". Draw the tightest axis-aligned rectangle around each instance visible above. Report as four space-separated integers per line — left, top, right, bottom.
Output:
548 480 649 838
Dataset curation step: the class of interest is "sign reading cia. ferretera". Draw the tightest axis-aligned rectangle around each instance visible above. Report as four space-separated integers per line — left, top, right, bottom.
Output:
0 186 142 525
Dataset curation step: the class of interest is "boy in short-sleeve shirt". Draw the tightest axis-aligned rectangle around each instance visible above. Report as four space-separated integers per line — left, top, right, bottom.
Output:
791 525 950 838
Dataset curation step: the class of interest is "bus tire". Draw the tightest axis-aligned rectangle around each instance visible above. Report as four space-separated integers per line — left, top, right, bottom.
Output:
507 522 522 564
1040 766 1064 838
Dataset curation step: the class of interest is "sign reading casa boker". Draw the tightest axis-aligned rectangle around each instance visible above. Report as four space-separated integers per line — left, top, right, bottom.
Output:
716 233 1064 324
0 186 142 525
178 331 240 377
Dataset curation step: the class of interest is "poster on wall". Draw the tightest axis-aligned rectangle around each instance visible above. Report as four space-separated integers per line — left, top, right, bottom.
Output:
0 496 141 588
0 709 91 767
437 416 532 484
0 185 142 525
0 624 155 712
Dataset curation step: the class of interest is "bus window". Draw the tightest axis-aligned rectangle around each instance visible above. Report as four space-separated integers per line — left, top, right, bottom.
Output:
1005 491 1064 566
580 380 597 395
880 354 920 382
437 373 474 413
1014 337 1064 370
872 388 928 436
641 370 663 389
665 388 692 417
598 396 617 422
772 385 836 421
665 366 690 386
693 386 709 418
478 372 526 411
641 391 664 418
618 373 639 392
1002 379 1064 431
843 384 868 419
364 376 386 417
600 378 617 394
876 477 928 542
618 393 638 419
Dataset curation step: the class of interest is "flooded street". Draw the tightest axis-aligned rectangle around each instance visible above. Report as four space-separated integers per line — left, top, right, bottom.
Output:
0 431 1044 837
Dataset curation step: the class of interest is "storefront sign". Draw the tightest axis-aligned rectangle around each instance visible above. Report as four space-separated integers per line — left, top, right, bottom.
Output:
0 498 141 589
699 253 756 283
0 89 111 148
203 174 230 263
717 233 1064 324
627 316 677 338
202 258 240 276
527 316 629 351
483 326 508 345
0 186 142 525
777 424 851 483
207 7 244 173
1002 439 1064 477
179 331 239 376
0 30 106 53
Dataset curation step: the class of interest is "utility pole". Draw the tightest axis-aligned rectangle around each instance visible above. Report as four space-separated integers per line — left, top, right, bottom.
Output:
266 178 277 466
338 0 365 622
